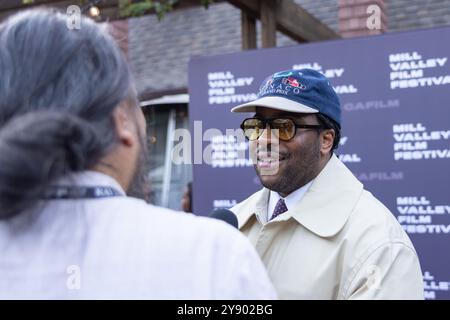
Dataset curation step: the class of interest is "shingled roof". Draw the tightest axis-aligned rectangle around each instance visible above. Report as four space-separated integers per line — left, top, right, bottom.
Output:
387 0 450 31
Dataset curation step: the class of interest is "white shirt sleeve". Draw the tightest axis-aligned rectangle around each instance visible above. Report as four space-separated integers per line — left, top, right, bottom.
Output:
214 223 278 300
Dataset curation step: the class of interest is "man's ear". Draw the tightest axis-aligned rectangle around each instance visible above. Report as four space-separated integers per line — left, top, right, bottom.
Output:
112 106 135 148
320 129 335 156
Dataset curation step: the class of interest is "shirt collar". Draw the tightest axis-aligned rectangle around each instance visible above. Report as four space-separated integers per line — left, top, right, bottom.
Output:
52 170 126 196
238 154 364 238
263 180 313 223
272 181 313 214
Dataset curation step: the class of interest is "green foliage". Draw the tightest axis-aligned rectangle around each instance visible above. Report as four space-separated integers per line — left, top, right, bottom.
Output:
119 0 214 20
119 0 155 18
200 0 213 9
20 0 214 21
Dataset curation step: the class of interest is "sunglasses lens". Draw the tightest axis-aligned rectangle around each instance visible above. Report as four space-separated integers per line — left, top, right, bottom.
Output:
242 118 297 141
242 118 264 140
272 119 295 141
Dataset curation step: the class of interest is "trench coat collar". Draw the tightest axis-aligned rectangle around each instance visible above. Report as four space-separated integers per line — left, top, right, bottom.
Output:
238 154 363 238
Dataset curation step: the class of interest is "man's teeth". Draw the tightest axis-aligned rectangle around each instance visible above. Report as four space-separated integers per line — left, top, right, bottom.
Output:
258 156 284 162
258 155 284 161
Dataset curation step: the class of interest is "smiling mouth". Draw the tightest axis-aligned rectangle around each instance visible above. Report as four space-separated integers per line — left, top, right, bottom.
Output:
256 153 287 168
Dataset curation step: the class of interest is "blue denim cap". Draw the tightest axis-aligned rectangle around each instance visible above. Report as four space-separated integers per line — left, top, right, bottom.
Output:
231 68 341 126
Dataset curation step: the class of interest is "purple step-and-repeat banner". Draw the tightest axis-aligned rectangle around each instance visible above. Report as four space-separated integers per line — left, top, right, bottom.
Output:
188 26 450 300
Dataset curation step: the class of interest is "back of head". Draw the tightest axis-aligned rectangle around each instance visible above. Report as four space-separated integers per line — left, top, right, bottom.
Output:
0 9 133 219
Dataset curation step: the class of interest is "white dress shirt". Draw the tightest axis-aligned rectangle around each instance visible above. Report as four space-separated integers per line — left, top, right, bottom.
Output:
261 180 314 224
0 171 276 299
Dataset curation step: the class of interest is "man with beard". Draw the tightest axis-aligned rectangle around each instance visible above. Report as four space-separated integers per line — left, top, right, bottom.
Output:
0 9 276 299
231 69 423 299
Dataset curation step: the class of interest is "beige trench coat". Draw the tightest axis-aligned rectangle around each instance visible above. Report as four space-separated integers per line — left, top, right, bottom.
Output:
231 155 424 299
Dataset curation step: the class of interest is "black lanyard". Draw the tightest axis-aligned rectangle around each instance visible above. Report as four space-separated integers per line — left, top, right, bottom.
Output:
43 186 123 200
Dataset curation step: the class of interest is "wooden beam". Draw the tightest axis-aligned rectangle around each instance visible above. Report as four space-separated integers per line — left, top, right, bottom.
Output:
241 11 256 50
277 0 340 42
228 0 340 43
260 0 276 48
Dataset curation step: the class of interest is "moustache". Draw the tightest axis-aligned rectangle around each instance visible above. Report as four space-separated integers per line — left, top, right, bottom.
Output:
256 150 289 162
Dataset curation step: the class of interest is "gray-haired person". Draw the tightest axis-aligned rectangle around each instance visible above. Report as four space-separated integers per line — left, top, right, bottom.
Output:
0 9 276 299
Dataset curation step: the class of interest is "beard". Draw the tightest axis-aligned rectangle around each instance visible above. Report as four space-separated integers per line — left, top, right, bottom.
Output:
254 139 321 197
127 133 152 202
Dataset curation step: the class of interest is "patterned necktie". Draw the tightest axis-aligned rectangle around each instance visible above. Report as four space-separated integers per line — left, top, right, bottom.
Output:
270 198 288 221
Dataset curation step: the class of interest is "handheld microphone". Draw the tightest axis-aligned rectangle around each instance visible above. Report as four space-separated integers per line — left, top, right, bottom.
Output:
209 209 239 229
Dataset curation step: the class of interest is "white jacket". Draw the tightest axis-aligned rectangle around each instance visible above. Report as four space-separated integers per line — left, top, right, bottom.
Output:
232 154 424 299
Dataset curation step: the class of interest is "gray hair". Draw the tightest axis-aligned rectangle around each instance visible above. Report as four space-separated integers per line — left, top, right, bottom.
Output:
0 9 133 219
